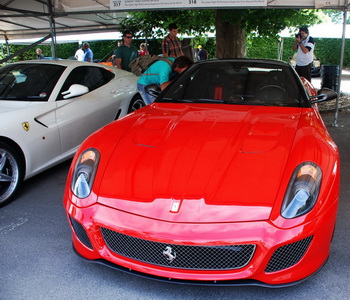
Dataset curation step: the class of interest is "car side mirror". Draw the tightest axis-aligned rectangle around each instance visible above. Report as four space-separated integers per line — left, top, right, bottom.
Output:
145 84 161 97
310 88 338 104
61 84 89 99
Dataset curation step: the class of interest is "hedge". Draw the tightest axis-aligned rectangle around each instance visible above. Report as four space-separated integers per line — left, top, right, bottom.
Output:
247 37 350 67
1 37 350 67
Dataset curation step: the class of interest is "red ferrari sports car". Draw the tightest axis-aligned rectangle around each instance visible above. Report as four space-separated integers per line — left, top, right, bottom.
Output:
64 59 339 287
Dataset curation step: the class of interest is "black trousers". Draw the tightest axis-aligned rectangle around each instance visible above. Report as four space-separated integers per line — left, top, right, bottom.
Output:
296 63 312 82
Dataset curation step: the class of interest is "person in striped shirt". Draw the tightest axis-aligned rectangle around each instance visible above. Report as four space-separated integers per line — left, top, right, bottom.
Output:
161 23 184 58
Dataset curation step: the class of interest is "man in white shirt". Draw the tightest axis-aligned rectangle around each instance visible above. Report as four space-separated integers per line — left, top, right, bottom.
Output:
292 26 315 82
75 45 84 61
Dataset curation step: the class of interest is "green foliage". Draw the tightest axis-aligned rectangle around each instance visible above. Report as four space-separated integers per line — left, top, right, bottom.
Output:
245 9 322 37
247 36 350 67
56 43 80 59
0 41 119 62
2 36 349 67
86 40 118 61
246 36 280 59
322 9 350 24
120 10 215 38
121 9 321 59
121 9 320 40
312 38 350 66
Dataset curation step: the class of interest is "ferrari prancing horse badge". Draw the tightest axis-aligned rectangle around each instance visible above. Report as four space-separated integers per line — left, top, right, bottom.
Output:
22 122 30 131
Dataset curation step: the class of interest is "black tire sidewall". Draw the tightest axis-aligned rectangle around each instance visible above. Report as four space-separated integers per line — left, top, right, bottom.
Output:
128 95 145 114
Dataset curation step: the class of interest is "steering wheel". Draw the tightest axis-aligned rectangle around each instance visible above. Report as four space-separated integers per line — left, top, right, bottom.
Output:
257 85 287 104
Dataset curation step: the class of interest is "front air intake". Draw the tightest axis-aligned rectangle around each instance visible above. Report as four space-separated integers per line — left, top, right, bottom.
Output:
265 236 313 273
100 227 255 270
70 217 93 250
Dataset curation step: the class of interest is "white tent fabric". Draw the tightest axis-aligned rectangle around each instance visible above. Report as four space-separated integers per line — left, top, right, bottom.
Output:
0 0 125 40
1 0 349 40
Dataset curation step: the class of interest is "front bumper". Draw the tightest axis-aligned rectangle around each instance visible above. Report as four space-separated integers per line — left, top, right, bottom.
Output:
65 199 337 287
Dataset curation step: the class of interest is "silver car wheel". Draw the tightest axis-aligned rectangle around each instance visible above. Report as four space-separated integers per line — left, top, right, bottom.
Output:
128 96 145 113
0 143 22 206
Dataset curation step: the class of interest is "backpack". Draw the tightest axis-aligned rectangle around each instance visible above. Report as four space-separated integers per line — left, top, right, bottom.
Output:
129 54 173 76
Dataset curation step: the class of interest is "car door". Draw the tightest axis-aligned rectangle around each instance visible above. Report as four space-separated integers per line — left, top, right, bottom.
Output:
0 63 65 176
55 66 124 155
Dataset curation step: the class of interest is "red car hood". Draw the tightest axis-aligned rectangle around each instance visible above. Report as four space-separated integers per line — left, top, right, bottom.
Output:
97 103 302 223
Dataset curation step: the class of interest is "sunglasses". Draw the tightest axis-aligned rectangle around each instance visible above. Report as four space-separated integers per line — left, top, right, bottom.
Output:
125 36 133 38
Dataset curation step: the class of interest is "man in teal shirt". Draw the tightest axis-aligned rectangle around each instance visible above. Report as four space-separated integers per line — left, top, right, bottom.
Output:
114 30 138 72
137 56 193 105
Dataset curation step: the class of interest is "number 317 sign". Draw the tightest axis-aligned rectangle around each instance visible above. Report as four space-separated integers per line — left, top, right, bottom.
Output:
110 0 267 10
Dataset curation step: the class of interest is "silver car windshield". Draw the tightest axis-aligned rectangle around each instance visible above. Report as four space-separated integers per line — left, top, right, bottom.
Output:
0 64 65 101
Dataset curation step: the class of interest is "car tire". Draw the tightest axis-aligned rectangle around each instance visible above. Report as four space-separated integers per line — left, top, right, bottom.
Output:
0 142 24 206
128 95 145 113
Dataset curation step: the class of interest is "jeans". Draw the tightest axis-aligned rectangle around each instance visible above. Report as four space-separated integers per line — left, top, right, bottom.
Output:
137 83 157 105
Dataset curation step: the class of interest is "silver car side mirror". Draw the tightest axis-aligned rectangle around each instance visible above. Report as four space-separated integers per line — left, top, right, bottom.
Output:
61 84 89 99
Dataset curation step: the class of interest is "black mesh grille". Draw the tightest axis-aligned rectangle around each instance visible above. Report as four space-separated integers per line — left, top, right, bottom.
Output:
70 217 93 250
265 236 313 273
100 227 255 270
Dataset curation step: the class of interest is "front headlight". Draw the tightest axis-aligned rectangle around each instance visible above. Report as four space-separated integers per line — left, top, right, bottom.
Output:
281 162 322 219
71 148 100 198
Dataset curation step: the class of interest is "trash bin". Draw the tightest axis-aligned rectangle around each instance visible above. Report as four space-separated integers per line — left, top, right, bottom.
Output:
321 65 339 91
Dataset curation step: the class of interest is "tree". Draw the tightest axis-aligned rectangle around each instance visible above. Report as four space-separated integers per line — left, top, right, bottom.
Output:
322 9 350 24
121 9 321 58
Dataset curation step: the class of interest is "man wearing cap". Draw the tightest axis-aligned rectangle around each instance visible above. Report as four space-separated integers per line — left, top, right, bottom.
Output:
197 45 208 61
292 26 315 82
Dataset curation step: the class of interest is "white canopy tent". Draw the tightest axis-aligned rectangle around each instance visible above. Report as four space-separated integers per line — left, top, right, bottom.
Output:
1 0 349 41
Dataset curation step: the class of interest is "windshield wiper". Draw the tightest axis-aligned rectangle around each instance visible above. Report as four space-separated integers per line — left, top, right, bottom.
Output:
156 97 178 103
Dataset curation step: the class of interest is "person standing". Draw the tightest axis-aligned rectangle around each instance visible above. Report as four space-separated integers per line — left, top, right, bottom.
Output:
75 44 84 61
139 43 149 56
162 23 184 58
137 55 193 105
36 48 44 59
83 42 93 62
197 45 208 61
114 30 139 72
292 26 315 82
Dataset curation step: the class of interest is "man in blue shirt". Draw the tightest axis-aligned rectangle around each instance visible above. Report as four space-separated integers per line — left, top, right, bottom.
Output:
137 55 193 105
83 42 93 62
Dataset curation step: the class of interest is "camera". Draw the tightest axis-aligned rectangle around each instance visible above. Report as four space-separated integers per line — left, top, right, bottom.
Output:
295 33 301 38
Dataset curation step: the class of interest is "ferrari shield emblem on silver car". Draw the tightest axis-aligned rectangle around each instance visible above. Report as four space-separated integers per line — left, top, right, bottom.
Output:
163 246 176 262
22 122 30 132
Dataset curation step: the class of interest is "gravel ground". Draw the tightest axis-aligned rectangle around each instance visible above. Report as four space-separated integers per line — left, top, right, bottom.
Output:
317 93 350 113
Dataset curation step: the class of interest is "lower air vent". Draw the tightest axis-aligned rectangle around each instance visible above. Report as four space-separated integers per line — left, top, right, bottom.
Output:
70 217 93 250
265 236 313 273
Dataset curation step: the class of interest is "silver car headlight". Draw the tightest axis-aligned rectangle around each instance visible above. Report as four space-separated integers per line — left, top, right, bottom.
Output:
71 148 100 199
281 162 322 219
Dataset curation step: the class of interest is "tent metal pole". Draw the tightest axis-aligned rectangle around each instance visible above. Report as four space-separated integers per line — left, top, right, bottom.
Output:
47 0 57 58
332 8 348 127
5 34 10 57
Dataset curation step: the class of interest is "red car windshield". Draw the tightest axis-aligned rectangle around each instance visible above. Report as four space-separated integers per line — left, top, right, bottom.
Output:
160 61 307 107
